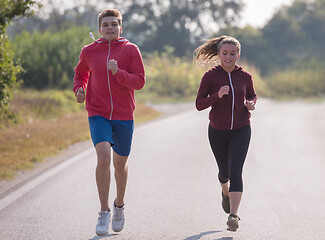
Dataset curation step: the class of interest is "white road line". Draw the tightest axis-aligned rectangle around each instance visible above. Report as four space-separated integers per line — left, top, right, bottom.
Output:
0 148 94 211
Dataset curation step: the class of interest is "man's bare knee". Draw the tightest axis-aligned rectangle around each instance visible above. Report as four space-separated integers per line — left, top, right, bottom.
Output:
96 142 112 169
113 152 128 171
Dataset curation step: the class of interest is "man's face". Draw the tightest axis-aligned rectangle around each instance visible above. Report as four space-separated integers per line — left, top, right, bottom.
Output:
99 16 122 41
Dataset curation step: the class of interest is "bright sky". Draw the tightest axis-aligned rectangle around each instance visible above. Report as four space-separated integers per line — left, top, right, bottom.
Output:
239 0 294 27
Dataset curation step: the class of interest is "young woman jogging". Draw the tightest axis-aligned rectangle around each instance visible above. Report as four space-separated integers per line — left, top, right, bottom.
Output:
193 36 257 232
73 9 145 236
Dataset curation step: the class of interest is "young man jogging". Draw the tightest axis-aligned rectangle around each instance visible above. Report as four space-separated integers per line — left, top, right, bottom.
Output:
73 9 145 236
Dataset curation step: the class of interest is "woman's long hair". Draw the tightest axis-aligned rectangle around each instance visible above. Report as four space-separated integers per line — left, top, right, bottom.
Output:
193 36 241 66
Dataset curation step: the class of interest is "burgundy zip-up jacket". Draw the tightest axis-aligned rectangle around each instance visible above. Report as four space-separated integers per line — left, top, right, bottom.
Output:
196 65 257 130
73 37 145 120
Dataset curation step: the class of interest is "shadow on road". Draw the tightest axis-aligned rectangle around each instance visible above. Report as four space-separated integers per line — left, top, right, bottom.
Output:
88 233 118 240
184 230 225 240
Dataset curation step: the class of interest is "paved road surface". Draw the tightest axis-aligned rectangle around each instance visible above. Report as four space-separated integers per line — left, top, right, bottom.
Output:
0 99 324 240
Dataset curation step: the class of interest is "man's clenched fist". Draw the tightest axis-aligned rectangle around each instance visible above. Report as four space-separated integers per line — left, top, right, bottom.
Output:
76 87 85 103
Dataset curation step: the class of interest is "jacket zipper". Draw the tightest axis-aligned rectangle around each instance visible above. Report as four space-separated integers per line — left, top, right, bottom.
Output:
228 73 235 130
107 42 113 120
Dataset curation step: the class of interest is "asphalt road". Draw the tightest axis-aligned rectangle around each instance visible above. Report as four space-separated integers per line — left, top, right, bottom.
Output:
0 99 324 240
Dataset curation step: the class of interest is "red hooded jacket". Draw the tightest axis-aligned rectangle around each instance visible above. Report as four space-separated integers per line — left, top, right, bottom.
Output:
196 65 257 130
73 37 145 120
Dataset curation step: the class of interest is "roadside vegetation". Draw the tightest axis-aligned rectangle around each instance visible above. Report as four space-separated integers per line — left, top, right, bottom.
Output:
0 89 160 180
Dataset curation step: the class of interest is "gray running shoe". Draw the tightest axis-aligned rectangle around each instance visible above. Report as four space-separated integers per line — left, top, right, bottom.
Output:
96 210 110 236
112 204 125 232
222 192 230 214
227 214 240 232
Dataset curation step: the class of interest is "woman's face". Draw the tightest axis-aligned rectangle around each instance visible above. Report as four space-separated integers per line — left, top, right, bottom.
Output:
99 16 122 42
218 44 240 72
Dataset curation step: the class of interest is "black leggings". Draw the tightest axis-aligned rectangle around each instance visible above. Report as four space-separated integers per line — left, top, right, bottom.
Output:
208 124 251 192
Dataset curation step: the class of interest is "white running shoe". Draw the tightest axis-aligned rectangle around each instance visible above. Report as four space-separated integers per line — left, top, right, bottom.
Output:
96 210 111 236
112 204 125 232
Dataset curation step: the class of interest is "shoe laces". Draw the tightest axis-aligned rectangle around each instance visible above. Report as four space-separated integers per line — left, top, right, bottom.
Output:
114 207 124 221
98 211 109 225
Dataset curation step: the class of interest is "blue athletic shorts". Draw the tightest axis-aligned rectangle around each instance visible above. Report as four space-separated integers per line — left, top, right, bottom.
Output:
88 115 134 156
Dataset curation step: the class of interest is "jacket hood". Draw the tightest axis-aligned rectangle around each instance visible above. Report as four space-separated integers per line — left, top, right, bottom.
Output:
89 32 129 45
94 37 129 46
213 64 242 73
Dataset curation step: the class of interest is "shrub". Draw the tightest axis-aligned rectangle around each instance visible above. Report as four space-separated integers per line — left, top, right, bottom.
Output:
266 69 325 98
11 25 92 89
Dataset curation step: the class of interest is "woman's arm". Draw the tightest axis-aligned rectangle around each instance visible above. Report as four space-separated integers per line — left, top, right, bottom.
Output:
195 73 220 111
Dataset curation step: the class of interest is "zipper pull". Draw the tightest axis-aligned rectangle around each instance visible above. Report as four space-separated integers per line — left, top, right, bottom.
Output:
89 32 96 41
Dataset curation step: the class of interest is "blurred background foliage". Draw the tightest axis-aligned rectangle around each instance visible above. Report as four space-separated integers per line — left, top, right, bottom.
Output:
0 0 39 124
1 0 325 125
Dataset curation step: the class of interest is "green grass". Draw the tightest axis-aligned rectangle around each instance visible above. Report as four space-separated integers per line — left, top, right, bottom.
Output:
0 89 160 180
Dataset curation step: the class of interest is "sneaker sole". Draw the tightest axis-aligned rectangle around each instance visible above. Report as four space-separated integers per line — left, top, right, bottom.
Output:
112 222 124 232
112 227 123 232
96 230 108 236
227 219 239 232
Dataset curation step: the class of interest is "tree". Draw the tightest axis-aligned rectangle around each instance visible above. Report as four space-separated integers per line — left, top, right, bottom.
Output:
106 0 243 56
216 0 325 76
0 0 39 119
8 0 244 56
260 0 325 74
12 26 92 89
300 0 325 57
